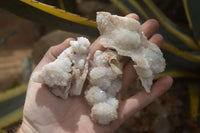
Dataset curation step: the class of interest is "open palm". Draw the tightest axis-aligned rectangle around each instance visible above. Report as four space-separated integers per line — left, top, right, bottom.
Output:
19 14 173 133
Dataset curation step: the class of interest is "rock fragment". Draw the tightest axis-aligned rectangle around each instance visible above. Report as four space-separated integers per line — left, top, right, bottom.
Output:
31 37 90 99
97 12 166 92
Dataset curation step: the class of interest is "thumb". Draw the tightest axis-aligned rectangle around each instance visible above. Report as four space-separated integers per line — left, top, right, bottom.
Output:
34 38 74 72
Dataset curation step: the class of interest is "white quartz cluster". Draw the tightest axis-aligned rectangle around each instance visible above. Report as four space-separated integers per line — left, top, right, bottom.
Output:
85 50 123 124
31 37 90 99
97 12 166 93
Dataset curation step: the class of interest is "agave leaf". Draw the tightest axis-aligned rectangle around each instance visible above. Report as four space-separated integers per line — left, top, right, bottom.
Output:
183 0 200 45
140 0 199 50
0 84 26 102
0 85 27 130
155 69 200 79
58 0 66 10
0 129 7 133
0 0 99 37
111 0 200 75
111 0 199 51
0 107 23 131
188 83 200 123
161 42 200 71
58 0 77 12
110 0 148 21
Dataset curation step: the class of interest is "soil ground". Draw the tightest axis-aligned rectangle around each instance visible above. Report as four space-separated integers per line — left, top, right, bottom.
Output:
0 9 37 92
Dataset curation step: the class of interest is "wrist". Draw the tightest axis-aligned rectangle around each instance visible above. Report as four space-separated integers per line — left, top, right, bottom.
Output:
17 121 34 133
17 124 25 133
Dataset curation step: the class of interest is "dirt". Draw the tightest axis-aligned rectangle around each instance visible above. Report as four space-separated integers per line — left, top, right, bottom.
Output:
0 9 36 91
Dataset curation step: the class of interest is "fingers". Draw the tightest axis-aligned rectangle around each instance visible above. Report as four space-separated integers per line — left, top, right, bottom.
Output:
34 38 74 71
47 38 75 61
118 76 173 122
149 34 164 47
90 37 106 62
142 19 159 39
126 13 139 21
121 61 137 90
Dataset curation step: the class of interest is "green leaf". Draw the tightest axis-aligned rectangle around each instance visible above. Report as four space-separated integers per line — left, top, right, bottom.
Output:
0 85 27 130
111 0 200 74
183 0 200 45
111 0 199 51
155 69 200 79
0 0 99 37
188 83 200 124
161 42 200 72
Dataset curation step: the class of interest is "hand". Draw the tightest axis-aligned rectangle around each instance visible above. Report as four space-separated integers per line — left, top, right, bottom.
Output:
18 14 173 133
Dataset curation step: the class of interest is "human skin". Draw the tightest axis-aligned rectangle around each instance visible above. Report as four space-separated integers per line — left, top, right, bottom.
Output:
17 14 173 133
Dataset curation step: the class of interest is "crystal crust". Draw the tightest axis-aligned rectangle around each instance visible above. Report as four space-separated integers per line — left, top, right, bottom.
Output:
85 50 123 124
97 12 166 92
31 37 90 99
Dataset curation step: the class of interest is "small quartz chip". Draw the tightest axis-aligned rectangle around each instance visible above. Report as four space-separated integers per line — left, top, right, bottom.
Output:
31 37 91 99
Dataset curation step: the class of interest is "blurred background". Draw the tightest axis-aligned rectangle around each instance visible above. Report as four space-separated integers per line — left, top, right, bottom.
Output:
0 0 200 132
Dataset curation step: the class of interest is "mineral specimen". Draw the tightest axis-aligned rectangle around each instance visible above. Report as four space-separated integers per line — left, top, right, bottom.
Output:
85 50 123 124
31 37 91 99
97 12 166 93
